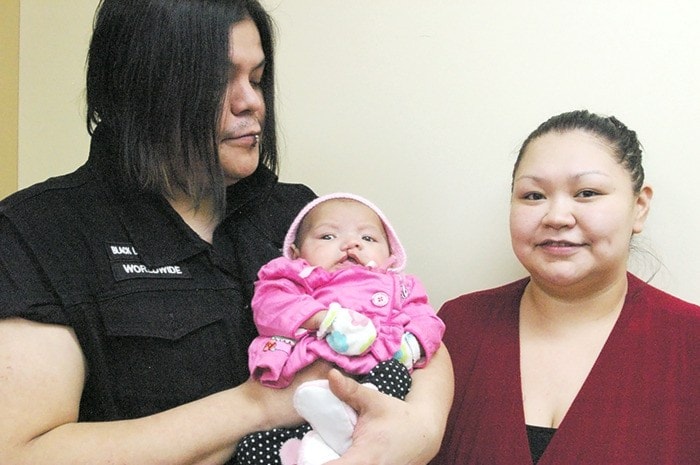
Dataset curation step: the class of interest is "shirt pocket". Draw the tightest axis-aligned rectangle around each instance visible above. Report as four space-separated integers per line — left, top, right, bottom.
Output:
97 287 248 417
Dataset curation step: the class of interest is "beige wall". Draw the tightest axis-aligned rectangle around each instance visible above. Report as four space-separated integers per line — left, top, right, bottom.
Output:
18 0 97 187
18 1 700 305
0 0 19 199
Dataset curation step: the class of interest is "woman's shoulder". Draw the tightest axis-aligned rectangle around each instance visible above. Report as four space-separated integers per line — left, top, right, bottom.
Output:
438 277 529 325
627 273 700 325
440 277 529 308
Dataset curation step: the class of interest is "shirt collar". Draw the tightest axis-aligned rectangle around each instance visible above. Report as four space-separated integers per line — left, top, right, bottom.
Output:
87 124 278 267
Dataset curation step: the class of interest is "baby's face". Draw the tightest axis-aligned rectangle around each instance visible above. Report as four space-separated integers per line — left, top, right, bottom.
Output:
293 199 391 272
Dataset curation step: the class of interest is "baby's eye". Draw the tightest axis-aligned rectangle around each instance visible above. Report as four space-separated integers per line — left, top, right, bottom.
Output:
320 234 335 240
362 235 377 242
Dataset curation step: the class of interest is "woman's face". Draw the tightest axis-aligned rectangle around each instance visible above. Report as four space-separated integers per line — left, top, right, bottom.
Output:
509 130 652 293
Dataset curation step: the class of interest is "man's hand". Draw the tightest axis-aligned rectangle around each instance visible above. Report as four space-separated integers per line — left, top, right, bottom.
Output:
324 369 438 465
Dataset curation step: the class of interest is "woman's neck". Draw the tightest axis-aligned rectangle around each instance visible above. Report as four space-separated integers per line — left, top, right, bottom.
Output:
522 273 628 329
519 273 629 428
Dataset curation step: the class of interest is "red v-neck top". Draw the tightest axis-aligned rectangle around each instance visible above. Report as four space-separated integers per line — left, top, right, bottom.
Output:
431 274 699 465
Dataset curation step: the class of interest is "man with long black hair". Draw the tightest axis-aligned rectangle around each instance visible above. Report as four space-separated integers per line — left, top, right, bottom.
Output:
0 1 452 464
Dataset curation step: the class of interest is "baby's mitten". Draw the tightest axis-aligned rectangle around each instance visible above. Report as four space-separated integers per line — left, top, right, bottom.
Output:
317 302 377 355
392 331 422 371
297 430 340 465
294 379 357 455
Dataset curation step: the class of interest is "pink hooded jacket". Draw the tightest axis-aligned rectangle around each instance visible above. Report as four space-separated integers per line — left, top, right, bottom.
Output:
248 193 445 388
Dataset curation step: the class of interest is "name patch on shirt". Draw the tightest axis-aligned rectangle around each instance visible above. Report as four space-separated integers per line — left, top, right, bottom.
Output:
106 242 191 281
106 242 140 260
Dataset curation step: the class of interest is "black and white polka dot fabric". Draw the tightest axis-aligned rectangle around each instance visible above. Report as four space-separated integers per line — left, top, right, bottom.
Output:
233 360 411 464
234 424 312 465
362 359 411 400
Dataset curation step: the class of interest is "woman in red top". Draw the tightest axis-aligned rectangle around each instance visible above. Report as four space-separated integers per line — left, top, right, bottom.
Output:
432 110 699 465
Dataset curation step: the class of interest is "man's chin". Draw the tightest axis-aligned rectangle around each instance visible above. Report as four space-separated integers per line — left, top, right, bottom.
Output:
220 156 259 185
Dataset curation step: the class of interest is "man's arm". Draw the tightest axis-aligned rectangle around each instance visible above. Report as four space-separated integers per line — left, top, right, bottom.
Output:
0 317 326 465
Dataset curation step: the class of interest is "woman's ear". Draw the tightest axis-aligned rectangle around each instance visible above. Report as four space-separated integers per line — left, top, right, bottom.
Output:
632 184 653 234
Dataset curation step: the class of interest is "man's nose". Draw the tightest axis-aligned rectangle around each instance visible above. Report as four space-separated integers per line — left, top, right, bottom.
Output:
225 80 264 116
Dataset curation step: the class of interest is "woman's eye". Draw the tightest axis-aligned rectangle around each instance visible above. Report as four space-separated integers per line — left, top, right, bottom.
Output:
523 192 544 201
576 189 599 198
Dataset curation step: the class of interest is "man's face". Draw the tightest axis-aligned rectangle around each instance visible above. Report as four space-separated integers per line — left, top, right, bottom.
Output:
217 18 266 185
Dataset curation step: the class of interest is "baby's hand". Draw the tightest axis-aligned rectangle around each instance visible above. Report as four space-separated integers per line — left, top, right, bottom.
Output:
317 303 377 356
301 310 327 331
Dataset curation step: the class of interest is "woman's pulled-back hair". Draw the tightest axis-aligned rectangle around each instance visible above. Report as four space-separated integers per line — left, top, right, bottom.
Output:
86 0 278 215
513 110 645 194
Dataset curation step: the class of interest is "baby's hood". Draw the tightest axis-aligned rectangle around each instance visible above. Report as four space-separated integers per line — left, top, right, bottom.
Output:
282 192 407 272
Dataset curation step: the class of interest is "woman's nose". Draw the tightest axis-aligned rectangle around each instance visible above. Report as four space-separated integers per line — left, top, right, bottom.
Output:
543 198 576 228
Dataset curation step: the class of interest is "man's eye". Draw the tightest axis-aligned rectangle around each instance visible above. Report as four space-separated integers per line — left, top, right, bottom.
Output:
250 69 264 89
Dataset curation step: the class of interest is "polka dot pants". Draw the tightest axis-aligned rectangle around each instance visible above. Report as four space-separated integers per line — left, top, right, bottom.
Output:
233 360 411 464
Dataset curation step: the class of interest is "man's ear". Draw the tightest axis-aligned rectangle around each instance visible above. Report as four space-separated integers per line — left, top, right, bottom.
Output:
632 184 653 234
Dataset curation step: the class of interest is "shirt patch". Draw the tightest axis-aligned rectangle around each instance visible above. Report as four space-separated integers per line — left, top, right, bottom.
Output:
262 336 296 354
111 262 191 281
106 242 191 281
106 242 140 261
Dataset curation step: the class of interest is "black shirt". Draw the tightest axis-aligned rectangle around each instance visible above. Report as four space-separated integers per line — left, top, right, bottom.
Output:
0 127 315 423
526 424 557 463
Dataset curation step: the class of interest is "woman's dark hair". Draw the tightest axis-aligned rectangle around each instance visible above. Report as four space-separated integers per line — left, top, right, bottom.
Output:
512 110 645 194
86 0 278 216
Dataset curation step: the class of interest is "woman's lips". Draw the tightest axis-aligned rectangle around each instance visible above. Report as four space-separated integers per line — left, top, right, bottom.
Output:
537 240 583 255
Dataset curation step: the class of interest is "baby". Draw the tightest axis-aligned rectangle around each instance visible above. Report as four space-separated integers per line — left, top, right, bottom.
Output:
235 193 445 465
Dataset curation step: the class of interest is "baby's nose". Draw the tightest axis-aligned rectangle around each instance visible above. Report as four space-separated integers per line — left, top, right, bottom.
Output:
342 238 361 250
